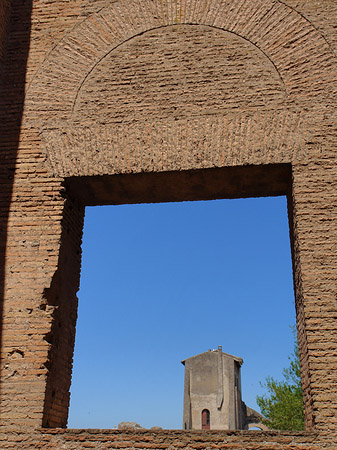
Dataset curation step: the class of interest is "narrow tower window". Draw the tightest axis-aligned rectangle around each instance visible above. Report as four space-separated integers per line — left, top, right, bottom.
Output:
202 409 210 430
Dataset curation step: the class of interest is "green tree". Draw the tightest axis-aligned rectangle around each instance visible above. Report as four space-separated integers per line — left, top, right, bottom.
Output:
256 332 305 431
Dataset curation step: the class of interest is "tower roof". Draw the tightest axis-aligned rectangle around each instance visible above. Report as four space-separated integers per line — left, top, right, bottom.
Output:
181 346 243 366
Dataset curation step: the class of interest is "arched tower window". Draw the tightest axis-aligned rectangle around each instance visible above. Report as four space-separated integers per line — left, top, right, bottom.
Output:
201 409 210 430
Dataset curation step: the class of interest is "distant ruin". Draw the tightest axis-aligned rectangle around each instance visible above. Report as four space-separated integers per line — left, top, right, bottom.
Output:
182 346 265 430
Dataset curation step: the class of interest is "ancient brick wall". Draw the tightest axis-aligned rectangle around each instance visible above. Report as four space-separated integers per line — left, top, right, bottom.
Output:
0 0 336 449
1 428 337 450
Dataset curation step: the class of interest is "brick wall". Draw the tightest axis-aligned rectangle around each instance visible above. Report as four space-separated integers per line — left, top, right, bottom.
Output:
0 0 336 448
2 429 337 450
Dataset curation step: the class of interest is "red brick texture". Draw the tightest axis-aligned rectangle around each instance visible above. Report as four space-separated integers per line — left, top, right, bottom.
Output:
1 429 336 450
0 0 336 448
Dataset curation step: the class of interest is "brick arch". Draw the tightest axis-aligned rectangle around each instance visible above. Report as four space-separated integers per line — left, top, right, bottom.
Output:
24 0 336 177
72 24 287 123
71 23 288 118
27 0 335 126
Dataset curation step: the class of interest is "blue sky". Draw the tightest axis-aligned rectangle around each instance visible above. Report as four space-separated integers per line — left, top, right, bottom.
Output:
67 195 296 429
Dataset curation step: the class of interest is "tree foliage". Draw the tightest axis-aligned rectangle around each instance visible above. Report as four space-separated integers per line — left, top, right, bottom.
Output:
256 332 305 431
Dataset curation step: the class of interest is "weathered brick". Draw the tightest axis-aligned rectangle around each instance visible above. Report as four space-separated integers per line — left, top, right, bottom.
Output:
0 0 336 448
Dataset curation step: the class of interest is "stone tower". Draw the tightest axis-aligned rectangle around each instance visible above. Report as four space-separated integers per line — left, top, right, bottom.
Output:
182 346 245 430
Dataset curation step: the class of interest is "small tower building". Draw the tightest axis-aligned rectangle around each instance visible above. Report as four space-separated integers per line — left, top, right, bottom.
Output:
182 346 245 430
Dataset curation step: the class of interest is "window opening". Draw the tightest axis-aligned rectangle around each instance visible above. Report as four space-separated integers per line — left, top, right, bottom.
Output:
67 195 296 430
202 409 210 430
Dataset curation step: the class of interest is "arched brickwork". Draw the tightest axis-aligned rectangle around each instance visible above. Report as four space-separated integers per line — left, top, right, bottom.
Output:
1 0 337 447
26 0 335 184
27 0 335 121
26 0 336 178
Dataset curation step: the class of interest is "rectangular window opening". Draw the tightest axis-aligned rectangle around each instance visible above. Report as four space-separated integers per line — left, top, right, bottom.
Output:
67 193 301 431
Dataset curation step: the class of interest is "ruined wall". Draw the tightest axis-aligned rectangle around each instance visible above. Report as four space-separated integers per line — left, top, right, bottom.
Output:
183 349 244 431
0 0 336 448
0 428 335 450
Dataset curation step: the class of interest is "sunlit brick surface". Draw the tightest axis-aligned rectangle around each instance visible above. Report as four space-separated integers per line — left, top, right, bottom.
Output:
0 0 337 448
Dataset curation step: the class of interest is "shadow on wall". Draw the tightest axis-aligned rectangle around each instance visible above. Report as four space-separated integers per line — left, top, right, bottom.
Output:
0 0 33 388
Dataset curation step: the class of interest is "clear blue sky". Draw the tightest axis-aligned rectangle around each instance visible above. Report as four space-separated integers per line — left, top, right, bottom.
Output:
67 195 296 429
